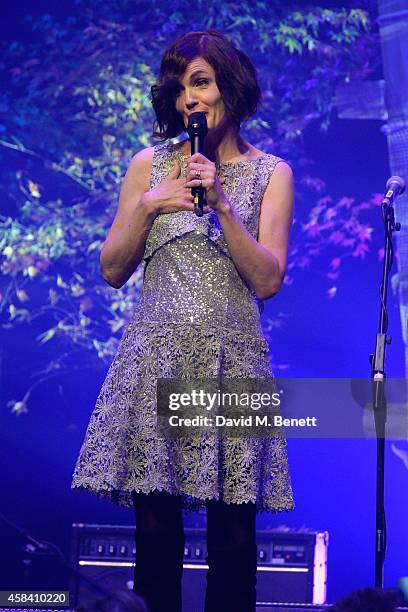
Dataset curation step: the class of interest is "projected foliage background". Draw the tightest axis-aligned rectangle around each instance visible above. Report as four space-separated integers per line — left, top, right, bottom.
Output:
0 0 382 413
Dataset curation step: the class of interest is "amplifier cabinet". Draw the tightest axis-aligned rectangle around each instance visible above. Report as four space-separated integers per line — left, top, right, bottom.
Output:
70 524 328 610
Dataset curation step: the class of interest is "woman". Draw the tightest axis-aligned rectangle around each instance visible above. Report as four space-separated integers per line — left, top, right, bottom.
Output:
72 30 294 612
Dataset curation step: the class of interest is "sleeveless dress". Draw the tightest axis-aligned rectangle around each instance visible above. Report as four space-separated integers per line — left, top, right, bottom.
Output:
71 141 295 514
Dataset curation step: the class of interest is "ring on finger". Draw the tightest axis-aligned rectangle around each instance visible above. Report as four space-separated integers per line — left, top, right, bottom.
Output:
195 169 201 179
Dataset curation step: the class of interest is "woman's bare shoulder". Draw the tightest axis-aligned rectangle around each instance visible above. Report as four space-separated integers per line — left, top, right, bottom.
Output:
126 146 156 184
129 146 156 168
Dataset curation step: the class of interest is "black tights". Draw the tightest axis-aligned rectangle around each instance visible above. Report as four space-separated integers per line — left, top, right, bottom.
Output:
131 491 257 612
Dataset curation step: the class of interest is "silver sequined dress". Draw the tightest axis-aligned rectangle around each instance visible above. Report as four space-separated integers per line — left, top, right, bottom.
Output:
71 141 295 513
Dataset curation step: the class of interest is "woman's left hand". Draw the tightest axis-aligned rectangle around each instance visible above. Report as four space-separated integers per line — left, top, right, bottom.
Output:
185 152 226 213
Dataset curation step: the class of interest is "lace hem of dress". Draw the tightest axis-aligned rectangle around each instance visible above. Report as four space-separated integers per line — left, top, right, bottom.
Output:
71 481 295 515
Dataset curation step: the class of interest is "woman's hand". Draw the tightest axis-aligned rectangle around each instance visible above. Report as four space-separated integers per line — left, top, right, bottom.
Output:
141 160 210 215
185 152 227 213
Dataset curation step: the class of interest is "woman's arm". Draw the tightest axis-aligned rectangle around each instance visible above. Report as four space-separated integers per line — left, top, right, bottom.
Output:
217 162 294 300
100 148 196 289
186 154 294 300
100 147 156 289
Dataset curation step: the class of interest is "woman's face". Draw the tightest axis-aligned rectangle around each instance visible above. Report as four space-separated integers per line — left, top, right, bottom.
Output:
175 57 227 132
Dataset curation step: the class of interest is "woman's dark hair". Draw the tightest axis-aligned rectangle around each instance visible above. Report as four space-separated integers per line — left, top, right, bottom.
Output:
151 30 261 140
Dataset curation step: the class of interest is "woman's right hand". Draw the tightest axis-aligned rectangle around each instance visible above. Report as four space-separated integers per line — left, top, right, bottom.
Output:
141 160 210 215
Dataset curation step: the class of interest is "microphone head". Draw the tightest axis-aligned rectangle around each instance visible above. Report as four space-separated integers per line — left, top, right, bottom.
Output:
386 175 406 195
187 112 208 137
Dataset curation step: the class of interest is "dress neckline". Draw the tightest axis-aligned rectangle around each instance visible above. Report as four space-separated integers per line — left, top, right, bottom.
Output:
174 144 268 166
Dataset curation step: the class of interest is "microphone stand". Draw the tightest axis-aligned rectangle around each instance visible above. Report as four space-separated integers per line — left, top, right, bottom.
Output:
369 197 400 587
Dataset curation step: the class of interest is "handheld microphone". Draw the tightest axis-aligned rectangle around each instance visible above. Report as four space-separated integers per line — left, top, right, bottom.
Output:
382 175 406 206
187 112 208 217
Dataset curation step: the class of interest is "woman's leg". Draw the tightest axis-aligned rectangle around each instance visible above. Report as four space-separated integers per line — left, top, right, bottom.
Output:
131 490 184 612
205 499 257 612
